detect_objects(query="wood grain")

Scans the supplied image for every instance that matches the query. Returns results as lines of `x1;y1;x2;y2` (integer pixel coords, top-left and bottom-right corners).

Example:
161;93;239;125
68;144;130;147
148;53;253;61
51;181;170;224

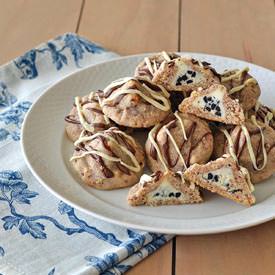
79;0;179;54
176;221;275;275
127;240;173;275
0;0;82;64
180;0;275;70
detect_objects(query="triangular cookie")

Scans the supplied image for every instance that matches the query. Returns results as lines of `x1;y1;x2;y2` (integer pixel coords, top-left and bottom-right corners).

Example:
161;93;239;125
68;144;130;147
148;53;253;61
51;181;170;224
179;84;245;125
184;154;255;206
127;170;203;206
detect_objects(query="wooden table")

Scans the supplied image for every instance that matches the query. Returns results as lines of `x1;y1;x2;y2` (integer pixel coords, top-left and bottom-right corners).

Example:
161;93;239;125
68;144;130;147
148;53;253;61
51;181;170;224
1;1;274;274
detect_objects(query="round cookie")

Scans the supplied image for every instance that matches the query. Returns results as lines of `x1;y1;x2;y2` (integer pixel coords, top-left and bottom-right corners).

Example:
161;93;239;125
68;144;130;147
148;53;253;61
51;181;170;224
220;67;261;111
71;127;145;190
145;112;214;173
213;119;275;183
101;76;171;128
65;91;113;141
134;51;180;80
152;57;220;94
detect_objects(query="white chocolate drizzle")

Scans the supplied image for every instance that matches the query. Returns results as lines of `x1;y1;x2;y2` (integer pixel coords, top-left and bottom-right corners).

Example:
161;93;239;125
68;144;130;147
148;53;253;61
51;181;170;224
149;124;169;171
164;125;188;170
102;77;171;111
222;120;267;171
74;92;110;133
221;128;238;162
149;112;189;171
71;128;141;173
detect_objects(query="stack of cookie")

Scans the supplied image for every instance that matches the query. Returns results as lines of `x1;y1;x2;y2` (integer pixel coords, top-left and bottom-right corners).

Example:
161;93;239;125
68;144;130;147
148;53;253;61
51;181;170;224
65;52;275;207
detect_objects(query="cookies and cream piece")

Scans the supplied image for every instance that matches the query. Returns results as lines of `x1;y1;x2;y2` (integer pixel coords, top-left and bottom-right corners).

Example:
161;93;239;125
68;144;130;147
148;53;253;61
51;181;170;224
184;154;255;206
70;127;145;190
65;91;113;141
134;51;180;80
213;119;275;183
249;102;275;130
101;76;171;128
127;170;203;206
220;67;261;111
179;84;245;125
145;112;213;174
152;57;219;93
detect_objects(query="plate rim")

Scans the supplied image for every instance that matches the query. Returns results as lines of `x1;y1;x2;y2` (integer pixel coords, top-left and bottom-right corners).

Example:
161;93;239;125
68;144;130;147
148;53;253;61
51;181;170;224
21;52;275;235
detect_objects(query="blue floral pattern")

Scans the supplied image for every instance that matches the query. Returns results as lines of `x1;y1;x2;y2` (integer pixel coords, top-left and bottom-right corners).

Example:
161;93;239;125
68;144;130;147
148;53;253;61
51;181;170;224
14;33;104;79
0;82;17;108
0;33;170;274
0;101;32;141
0;246;4;257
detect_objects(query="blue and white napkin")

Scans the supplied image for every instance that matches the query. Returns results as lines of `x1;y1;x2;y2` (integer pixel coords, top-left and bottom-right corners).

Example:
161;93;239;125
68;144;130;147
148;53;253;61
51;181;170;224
0;33;172;275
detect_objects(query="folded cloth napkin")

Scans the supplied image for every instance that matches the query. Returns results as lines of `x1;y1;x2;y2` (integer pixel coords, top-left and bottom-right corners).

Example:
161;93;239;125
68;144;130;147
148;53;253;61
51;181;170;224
0;33;173;275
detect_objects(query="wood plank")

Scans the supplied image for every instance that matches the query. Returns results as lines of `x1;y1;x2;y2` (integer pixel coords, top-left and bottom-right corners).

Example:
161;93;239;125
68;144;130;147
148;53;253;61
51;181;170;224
79;0;179;55
180;0;275;70
0;0;82;64
176;221;275;275
127;240;173;275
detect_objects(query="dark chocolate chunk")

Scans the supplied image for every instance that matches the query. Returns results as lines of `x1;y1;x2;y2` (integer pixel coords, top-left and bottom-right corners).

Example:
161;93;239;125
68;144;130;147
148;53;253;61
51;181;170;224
205;106;211;112
191;71;196;77
169;192;175;197
154;193;160;197
214;175;219;182
216;106;221;112
175;192;181;198
208;173;213;180
230;189;242;194
186;79;193;84
211;103;216;110
203;96;208;103
187;70;193;75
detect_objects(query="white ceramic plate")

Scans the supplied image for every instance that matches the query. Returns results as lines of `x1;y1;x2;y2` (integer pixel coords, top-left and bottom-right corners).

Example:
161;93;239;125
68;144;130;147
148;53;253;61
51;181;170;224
21;53;275;234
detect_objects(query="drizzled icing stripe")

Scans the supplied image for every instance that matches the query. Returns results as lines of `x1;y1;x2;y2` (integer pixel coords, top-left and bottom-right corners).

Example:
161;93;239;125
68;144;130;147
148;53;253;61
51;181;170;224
149;125;169;171
71;129;141;173
163;125;188;170
75;92;110;132
221;67;249;82
221;128;238;162
174;111;187;140
222;120;267;171
90;92;111;125
149;112;189;171
161;51;171;61
228;78;258;95
75;96;95;132
144;57;154;76
103;77;171;111
254;101;274;126
246;116;267;171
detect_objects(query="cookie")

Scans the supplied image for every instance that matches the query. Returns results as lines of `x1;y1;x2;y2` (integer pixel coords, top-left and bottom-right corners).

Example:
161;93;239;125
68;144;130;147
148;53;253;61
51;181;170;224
184;154;255;206
70;127;145;190
127;170;203;206
179;84;245;125
152;57;219;94
101;77;171;128
145;111;213;173
134;51;180;80
213;118;275;183
65;91;113;141
248;102;275;130
220;67;261;111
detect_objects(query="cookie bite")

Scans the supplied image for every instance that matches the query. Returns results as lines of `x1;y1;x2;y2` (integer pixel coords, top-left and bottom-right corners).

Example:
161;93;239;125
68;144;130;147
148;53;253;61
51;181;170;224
70;127;145;190
179;84;245;125
152;57;219;94
220;67;261;111
214;118;275;183
185;154;255;206
127;170;202;206
65;91;113;141
134;51;180;80
145;112;213;173
101;77;171;128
